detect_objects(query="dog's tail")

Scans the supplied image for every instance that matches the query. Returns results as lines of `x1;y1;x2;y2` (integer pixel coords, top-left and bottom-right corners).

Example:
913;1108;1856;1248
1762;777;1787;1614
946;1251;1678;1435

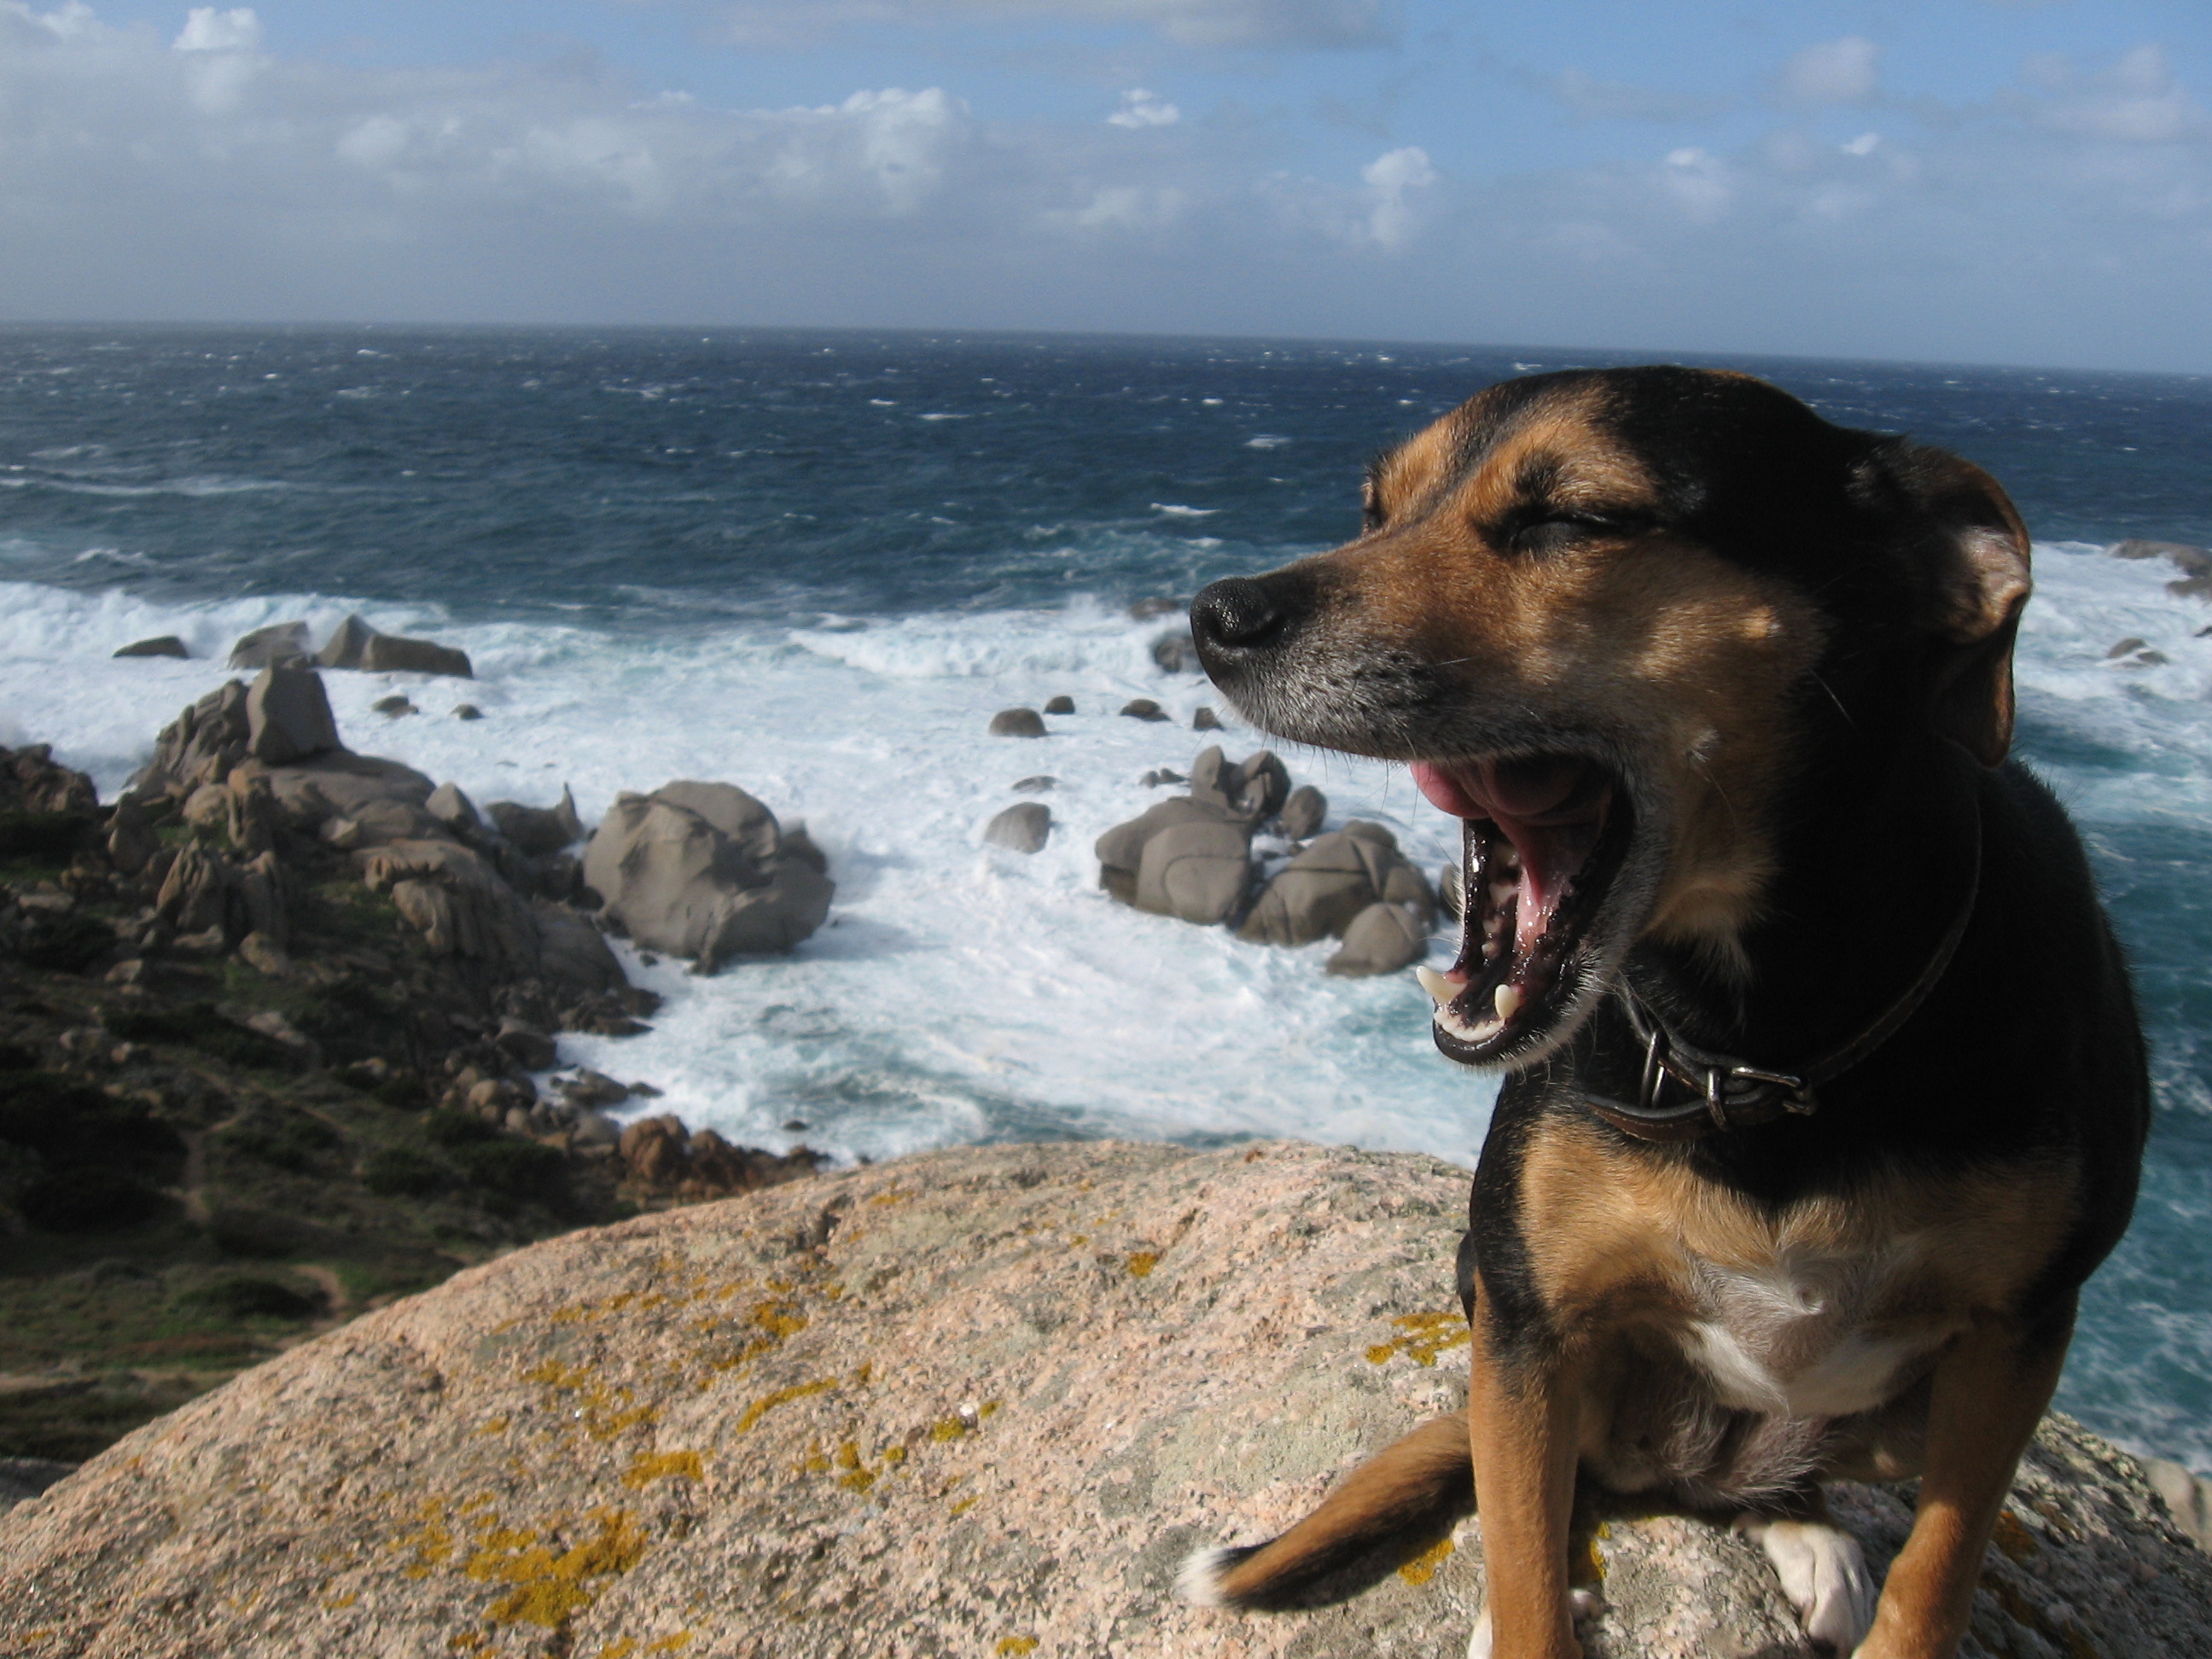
1177;1410;1471;1609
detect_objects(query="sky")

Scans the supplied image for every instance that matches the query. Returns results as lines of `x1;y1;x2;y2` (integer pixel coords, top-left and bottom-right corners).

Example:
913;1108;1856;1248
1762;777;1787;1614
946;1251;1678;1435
3;1;2210;370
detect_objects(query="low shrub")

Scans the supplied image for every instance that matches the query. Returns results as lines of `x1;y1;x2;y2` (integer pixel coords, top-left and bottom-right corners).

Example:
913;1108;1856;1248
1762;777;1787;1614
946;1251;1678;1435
362;1146;451;1198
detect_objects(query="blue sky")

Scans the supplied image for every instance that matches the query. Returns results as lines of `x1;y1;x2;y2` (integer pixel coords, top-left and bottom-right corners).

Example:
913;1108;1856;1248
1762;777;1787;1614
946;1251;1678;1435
4;0;2210;369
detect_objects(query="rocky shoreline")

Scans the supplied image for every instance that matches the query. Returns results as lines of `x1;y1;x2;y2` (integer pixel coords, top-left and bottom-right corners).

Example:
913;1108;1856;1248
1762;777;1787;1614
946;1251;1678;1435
0;657;830;1465
2;1140;2208;1658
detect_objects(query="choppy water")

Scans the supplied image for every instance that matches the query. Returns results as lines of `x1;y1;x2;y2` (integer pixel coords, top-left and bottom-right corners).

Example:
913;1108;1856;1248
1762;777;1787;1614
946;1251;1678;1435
3;324;2211;1467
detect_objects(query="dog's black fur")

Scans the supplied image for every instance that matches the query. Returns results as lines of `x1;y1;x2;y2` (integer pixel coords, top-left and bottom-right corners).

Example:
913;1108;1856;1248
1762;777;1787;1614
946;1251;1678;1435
1178;366;2148;1658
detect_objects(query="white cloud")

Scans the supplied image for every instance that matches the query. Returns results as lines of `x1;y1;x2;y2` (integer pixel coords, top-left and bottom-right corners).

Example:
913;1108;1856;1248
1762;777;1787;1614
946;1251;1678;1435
1779;36;1880;106
1107;88;1180;128
1360;143;1433;246
1841;132;1880;156
172;6;258;52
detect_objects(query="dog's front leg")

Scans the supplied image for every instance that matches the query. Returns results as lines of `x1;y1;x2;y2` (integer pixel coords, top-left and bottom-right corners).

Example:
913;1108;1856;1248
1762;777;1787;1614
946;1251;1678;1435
1854;1303;2072;1659
1466;1286;1582;1659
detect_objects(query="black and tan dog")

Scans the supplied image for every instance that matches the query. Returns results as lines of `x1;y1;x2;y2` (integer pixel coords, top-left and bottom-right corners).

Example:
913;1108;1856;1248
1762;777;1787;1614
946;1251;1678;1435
1177;367;2146;1658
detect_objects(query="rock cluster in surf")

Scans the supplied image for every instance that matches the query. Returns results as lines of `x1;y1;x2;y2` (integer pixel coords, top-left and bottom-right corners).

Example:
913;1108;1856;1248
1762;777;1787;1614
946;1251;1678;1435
1095;745;1440;977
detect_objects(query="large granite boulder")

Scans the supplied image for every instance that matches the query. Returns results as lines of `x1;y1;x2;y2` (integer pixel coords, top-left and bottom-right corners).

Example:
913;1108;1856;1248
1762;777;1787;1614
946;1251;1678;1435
317;613;474;678
1239;824;1435;947
486;789;585;858
1135;818;1254;924
244;666;341;765
1327;899;1430;977
225;620;311;670
112;636;189;660
581;781;834;967
137;681;252;796
1095;795;1250;908
4;1143;2206;1658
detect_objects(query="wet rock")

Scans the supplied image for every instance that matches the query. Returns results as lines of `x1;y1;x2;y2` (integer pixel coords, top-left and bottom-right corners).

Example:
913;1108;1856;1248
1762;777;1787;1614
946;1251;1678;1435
1192;706;1221;731
315;616;474;678
1121;698;1170;722
1095;796;1247;908
1043;696;1076;715
452;704;484;720
1188;746;1289;824
424;782;481;835
113;636;189;660
7;1143;2203;1659
486;788;584;858
1010;776;1055;794
1141;769;1185;788
494;1020;559;1073
989;707;1048;738
2110;538;2212;599
371;695;418;717
562;1069;632;1110
1280;783;1327;841
1326;901;1431;977
1151;629;1200;672
1128;594;1185;619
225;620;311;671
982;802;1051;854
139;681;251;795
1239;828;1434;947
581;782;834;967
245;666;342;766
1135;818;1254;925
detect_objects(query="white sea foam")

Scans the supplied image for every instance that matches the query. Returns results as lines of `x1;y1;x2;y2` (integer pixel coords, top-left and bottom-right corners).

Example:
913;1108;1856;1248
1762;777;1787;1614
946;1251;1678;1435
0;541;2203;1173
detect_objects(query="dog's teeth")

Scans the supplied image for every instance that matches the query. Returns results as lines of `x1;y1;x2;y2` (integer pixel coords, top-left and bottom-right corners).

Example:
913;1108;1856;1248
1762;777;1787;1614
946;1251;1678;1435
1494;983;1522;1021
1482;940;1501;959
1434;1001;1505;1045
1489;882;1516;905
1415;967;1460;1008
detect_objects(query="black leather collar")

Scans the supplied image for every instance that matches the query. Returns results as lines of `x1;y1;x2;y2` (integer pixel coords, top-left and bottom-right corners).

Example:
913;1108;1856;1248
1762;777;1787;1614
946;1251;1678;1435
1580;812;1982;1144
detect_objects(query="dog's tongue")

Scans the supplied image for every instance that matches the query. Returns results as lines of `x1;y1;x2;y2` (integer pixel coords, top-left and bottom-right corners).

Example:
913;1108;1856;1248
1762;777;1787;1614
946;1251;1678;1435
1412;756;1610;957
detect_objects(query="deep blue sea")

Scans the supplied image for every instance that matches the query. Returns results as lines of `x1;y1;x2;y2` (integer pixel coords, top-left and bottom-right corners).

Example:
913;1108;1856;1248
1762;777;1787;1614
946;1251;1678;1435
4;324;2212;1469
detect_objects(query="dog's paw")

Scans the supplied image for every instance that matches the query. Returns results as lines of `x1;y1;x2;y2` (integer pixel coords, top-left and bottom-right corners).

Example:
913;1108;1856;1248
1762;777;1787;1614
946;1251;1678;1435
1464;1589;1599;1657
1734;1513;1875;1655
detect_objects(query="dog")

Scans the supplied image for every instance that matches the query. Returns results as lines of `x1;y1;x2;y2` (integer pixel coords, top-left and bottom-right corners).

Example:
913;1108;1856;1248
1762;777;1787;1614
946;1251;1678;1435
1177;366;2147;1659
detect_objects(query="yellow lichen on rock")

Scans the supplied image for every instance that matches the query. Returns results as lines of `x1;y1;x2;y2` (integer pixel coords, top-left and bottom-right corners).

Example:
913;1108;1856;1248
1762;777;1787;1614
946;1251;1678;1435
468;1508;649;1629
1365;1311;1469;1367
621;1451;703;1489
1397;1536;1455;1586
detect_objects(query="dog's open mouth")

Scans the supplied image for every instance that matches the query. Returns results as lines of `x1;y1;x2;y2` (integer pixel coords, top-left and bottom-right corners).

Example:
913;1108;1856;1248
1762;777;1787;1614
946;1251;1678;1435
1409;754;1633;1065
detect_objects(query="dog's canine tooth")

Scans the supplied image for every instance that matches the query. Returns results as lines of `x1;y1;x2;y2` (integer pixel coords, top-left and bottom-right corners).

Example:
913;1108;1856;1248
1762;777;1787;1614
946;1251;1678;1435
1415;966;1460;1008
1494;983;1522;1021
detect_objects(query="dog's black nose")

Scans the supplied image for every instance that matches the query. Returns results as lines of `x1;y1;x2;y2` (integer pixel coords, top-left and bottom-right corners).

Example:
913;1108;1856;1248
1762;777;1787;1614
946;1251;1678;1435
1190;576;1292;655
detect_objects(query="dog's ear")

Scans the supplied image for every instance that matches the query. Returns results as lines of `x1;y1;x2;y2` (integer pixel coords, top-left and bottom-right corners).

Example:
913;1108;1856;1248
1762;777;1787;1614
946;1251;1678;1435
1871;445;2033;767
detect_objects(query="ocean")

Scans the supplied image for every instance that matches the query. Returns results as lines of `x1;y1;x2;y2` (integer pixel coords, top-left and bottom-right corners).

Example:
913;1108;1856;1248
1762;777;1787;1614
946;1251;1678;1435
3;323;2210;1469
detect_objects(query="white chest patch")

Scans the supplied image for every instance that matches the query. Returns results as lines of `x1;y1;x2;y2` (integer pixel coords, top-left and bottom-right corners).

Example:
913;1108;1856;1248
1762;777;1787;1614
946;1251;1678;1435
1679;1246;1943;1418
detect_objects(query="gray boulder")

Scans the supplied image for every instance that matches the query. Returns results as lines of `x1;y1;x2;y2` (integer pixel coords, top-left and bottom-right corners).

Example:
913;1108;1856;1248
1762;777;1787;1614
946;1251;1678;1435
1011;776;1055;794
1151;629;1200;672
424;782;481;834
1095;796;1249;908
362;632;473;678
226;620;311;670
244;667;341;766
1189;746;1289;824
1121;698;1169;721
313;614;378;670
259;752;435;832
1043;695;1075;715
1135;818;1254;924
1280;783;1327;841
1327;900;1430;977
983;802;1051;854
581;782;834;967
1239;827;1435;946
487;788;585;857
316;614;474;678
113;636;189;660
989;708;1047;737
1192;706;1221;731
